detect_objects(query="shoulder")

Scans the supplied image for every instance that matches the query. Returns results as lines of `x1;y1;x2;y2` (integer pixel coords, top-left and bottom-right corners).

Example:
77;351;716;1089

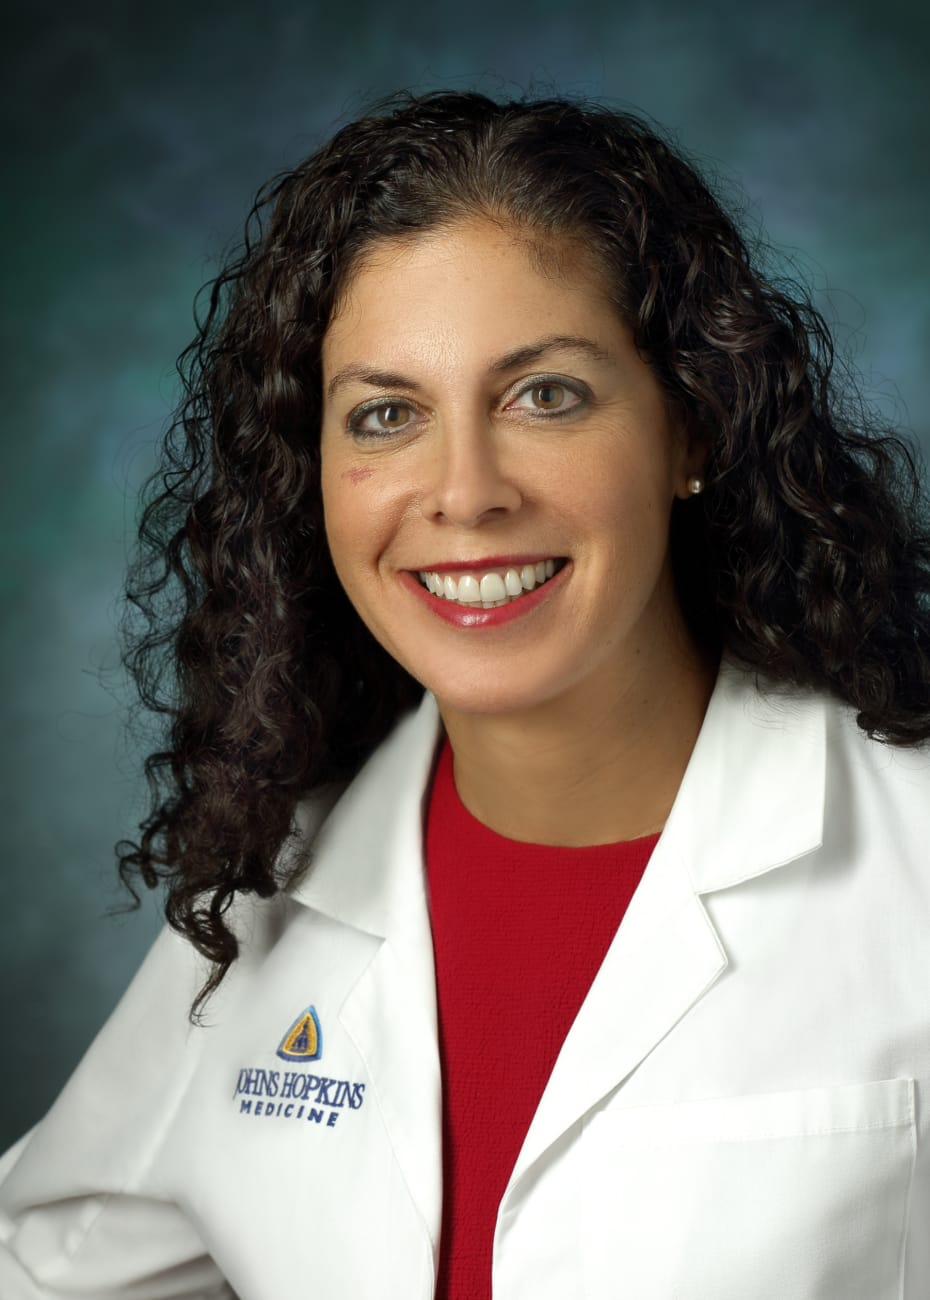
741;667;930;882
822;696;930;894
825;687;930;803
710;658;930;877
724;655;930;791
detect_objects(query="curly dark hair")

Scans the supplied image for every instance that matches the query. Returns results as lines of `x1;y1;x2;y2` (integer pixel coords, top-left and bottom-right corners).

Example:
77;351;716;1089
117;89;930;1014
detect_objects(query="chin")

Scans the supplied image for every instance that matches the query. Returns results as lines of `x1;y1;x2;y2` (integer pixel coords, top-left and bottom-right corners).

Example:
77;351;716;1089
420;665;569;719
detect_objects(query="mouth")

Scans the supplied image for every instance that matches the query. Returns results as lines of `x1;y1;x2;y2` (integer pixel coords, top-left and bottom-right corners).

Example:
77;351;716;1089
415;558;568;610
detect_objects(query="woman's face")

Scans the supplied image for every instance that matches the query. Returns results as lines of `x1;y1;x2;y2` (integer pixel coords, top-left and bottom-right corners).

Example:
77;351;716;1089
320;217;703;718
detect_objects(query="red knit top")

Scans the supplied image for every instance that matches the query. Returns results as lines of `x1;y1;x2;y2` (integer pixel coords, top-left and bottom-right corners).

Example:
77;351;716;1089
425;737;659;1300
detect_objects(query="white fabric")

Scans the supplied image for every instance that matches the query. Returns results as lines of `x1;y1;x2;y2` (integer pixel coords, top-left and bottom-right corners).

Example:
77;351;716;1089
1;656;928;1298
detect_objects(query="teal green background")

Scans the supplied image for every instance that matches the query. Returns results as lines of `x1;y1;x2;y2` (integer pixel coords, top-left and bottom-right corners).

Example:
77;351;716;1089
2;0;928;1151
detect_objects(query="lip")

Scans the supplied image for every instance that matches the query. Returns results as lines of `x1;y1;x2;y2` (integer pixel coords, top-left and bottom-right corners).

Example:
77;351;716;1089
398;560;571;629
412;554;560;575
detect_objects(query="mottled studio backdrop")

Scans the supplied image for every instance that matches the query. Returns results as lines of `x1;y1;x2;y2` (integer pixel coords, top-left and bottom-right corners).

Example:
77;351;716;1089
1;0;928;1149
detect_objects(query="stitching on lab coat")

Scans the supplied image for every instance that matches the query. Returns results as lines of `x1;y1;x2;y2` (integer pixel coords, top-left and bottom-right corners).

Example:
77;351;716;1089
614;1119;915;1144
897;1079;920;1297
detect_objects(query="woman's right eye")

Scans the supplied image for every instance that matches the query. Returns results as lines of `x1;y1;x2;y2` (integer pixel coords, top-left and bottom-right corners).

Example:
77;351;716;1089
348;402;417;438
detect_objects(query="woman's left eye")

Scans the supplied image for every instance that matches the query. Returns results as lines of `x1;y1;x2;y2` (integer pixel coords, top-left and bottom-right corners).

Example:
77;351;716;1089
509;381;585;415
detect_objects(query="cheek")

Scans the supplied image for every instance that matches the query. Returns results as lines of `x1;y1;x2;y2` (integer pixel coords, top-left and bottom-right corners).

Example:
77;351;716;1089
322;465;397;580
561;456;658;536
321;467;362;571
569;448;675;583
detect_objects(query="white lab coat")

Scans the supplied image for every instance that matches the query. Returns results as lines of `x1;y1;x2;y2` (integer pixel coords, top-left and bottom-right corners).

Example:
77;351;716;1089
1;657;928;1299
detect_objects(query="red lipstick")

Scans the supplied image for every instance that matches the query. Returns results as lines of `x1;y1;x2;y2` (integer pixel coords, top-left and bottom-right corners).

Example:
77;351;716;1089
398;560;571;629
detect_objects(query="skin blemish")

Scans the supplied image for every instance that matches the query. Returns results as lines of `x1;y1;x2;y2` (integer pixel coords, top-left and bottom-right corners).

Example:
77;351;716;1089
344;466;374;484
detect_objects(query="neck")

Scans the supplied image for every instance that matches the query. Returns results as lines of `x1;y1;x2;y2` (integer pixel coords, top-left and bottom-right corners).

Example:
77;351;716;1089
438;639;720;848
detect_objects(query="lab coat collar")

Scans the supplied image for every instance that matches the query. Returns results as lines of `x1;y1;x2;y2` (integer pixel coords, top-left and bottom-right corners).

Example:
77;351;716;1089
285;691;442;936
286;652;827;928
673;654;826;894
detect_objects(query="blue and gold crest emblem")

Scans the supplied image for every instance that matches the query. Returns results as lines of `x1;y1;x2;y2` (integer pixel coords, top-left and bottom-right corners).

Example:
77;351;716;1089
276;1006;323;1062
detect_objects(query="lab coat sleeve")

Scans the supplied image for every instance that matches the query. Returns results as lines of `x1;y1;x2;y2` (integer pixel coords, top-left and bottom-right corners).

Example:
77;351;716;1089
0;925;235;1299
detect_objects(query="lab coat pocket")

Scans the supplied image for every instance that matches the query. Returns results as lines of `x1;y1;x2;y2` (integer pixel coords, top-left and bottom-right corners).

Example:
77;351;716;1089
580;1077;915;1300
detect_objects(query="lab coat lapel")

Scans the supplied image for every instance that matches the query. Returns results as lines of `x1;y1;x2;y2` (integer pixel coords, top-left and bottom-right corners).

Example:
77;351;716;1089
506;658;828;1191
507;812;727;1188
287;694;445;1256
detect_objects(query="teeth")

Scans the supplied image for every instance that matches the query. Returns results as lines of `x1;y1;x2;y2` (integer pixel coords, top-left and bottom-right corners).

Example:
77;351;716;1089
479;573;507;602
417;560;564;607
457;575;481;604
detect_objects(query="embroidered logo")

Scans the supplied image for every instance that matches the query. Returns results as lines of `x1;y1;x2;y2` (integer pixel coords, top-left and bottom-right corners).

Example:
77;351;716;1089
233;1006;366;1127
276;1006;323;1063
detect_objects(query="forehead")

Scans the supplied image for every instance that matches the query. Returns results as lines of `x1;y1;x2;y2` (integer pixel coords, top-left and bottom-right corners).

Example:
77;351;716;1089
322;218;618;370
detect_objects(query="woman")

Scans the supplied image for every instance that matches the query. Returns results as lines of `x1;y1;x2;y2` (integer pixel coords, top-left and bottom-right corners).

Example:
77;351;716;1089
1;89;928;1299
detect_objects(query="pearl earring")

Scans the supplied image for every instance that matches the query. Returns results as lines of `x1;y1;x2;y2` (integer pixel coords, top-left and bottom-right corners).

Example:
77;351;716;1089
687;476;704;495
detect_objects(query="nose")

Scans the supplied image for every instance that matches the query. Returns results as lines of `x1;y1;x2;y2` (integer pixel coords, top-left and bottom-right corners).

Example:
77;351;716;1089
418;420;523;527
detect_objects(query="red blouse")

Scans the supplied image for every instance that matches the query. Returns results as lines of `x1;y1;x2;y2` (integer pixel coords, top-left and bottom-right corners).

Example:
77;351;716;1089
425;737;658;1300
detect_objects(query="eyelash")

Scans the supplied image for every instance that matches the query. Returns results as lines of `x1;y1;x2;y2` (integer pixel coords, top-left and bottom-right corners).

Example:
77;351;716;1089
345;376;589;439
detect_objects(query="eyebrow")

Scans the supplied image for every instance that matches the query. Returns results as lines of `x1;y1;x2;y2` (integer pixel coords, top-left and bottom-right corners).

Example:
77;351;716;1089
324;334;612;401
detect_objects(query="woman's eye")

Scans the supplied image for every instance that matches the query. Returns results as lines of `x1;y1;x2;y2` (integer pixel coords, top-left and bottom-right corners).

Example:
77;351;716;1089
349;402;416;437
511;381;584;415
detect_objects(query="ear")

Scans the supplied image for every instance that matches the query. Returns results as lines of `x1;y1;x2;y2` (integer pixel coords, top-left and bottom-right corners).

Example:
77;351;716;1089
671;410;710;501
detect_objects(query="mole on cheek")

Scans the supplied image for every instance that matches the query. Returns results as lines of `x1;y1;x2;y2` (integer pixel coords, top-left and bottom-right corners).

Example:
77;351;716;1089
344;466;374;484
